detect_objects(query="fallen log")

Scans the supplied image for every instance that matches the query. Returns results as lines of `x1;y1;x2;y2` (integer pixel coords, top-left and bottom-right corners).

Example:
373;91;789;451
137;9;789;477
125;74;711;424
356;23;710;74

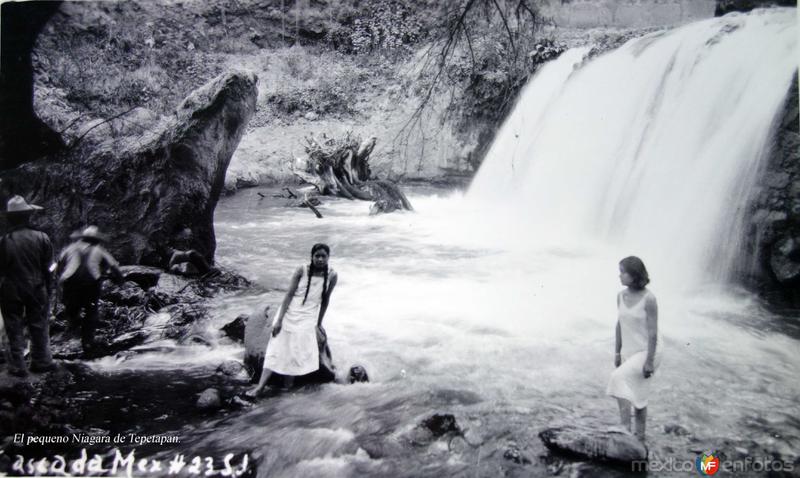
303;199;324;218
302;192;323;218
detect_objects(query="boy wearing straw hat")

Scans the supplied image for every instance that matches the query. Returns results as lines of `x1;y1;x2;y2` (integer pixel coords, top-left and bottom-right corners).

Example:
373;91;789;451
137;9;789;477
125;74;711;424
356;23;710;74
0;195;55;377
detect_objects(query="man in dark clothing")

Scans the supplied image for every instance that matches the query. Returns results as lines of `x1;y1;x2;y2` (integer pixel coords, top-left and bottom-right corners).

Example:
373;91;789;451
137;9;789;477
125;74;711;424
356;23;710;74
0;195;55;377
56;225;122;355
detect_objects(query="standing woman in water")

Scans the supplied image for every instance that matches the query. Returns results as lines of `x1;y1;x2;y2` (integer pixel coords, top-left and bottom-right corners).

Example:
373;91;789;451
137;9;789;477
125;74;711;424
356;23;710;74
248;243;338;395
607;256;661;442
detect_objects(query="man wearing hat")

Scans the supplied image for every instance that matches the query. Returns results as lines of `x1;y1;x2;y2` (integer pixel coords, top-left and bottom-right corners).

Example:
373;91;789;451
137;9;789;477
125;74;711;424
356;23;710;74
56;225;123;355
0;195;55;377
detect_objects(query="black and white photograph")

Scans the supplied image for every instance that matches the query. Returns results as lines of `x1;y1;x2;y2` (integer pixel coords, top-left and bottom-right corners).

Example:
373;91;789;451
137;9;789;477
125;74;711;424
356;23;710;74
0;0;798;476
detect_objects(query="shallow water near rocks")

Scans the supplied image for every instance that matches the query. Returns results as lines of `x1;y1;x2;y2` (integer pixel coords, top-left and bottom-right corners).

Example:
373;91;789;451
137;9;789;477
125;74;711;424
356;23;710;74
202;185;799;476
8;184;796;477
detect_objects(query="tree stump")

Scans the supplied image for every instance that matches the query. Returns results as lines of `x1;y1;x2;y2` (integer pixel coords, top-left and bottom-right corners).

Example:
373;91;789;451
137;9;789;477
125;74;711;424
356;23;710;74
293;132;413;214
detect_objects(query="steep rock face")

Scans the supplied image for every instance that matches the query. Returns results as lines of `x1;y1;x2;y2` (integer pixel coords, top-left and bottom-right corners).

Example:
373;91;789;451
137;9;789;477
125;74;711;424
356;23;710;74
1;70;257;266
742;73;800;305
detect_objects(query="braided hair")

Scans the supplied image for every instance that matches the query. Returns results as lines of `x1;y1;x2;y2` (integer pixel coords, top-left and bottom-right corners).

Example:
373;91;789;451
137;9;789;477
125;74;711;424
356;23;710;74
302;243;330;305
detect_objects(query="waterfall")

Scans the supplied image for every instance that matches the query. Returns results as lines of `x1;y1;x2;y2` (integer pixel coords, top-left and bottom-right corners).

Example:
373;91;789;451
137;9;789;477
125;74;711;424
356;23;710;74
469;8;797;288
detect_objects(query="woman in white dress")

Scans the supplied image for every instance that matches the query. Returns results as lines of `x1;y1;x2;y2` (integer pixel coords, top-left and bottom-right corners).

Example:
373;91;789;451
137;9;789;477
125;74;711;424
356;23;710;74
248;243;338;395
607;256;661;442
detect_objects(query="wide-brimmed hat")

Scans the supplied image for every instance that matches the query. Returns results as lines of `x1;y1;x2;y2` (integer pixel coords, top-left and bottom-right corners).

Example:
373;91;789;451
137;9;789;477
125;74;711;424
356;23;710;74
78;225;108;242
5;195;43;215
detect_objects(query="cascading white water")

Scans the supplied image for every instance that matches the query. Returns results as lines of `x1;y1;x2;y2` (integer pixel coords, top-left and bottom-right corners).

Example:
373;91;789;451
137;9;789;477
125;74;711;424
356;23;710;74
469;8;798;288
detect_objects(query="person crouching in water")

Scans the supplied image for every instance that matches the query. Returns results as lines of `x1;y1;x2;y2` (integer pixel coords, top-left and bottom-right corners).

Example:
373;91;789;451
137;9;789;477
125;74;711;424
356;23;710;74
606;256;662;442
248;243;338;396
56;226;123;356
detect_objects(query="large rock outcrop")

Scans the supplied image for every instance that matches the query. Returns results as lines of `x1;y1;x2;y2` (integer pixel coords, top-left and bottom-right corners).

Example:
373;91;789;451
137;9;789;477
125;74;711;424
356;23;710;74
1;70;257;266
243;304;273;382
741;73;800;306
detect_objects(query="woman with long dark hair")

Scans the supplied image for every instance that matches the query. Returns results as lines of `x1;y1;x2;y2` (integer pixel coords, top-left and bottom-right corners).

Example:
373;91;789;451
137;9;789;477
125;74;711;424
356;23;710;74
248;243;338;395
607;256;662;442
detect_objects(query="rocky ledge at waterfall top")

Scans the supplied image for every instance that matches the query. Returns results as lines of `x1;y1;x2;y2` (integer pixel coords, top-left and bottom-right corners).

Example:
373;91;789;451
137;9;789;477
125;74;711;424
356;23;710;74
0;70;258;267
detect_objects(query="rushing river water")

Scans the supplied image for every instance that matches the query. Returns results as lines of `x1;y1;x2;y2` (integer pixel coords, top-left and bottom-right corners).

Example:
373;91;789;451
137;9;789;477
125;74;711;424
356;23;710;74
46;7;798;478
192;185;799;477
201;9;800;476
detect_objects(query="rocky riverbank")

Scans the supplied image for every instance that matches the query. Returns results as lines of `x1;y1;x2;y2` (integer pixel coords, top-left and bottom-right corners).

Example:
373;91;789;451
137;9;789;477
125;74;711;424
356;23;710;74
0;265;257;472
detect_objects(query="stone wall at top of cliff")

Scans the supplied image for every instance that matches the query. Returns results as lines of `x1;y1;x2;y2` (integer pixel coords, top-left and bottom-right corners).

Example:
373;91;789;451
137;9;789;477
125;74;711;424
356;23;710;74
539;0;716;28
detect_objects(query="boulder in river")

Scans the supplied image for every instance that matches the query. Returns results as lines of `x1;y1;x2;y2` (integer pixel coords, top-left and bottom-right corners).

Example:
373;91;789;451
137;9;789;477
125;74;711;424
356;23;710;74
243;305;273;382
120;265;162;289
405;413;463;447
770;235;800;283
503;441;532;465
347;364;369;383
221;314;248;343
422;413;461;437
216;360;247;378
539;426;648;463
196;388;222;411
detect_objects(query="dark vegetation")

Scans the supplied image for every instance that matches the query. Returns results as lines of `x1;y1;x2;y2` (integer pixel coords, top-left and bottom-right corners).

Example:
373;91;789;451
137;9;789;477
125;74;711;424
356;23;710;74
33;0;441;120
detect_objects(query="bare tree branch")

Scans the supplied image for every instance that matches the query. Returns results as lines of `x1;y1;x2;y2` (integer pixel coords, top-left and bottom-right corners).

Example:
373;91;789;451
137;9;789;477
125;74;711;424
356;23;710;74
491;0;517;61
393;0;544;173
516;0;538;25
395;0;478;140
68;106;139;150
